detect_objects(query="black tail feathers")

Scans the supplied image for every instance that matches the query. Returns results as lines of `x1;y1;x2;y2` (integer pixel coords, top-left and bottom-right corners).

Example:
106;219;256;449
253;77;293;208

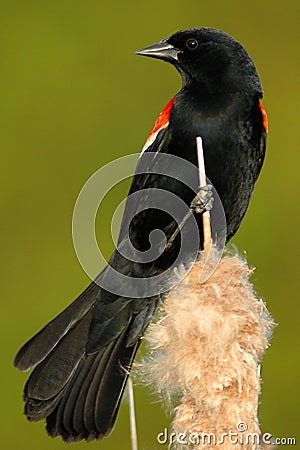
14;282;142;442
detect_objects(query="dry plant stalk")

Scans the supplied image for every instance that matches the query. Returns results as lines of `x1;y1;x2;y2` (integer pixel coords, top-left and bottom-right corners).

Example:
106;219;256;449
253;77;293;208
140;249;275;449
138;137;275;449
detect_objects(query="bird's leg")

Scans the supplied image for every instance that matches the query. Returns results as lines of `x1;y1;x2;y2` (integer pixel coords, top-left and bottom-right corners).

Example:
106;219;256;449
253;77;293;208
190;184;214;214
166;185;214;251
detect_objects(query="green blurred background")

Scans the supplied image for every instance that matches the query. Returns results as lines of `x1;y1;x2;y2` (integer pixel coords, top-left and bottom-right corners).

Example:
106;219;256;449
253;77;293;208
1;1;299;449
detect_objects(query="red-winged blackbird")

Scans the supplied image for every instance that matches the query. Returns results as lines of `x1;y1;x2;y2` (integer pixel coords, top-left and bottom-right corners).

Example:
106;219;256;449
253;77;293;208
14;28;267;442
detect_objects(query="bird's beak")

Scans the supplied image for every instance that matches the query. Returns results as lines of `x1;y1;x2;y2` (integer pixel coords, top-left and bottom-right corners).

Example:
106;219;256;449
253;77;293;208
135;40;179;63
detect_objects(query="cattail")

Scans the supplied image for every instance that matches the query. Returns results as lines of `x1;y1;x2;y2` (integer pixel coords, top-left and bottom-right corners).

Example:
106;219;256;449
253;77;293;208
138;248;275;449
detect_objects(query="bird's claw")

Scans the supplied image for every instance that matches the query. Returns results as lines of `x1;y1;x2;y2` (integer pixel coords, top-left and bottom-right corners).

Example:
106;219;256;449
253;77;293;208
190;184;214;214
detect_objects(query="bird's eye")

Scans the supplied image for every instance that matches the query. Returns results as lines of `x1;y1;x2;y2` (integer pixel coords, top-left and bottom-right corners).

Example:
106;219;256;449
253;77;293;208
185;38;199;51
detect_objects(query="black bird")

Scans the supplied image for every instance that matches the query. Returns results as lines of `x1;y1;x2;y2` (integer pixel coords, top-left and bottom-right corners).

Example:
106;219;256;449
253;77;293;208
14;28;267;442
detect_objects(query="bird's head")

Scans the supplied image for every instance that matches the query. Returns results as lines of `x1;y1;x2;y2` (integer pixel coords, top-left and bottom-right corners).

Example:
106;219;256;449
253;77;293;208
136;28;263;96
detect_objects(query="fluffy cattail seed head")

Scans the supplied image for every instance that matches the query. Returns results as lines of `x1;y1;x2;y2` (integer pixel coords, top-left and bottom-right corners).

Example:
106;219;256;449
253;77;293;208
138;249;275;449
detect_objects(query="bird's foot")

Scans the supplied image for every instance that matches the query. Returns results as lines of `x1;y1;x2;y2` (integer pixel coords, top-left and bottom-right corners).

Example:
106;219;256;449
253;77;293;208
190;184;214;214
166;185;214;252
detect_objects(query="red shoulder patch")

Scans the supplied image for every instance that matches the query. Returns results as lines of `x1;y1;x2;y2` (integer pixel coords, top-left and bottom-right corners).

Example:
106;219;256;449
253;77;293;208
149;96;176;136
259;102;268;133
141;96;176;154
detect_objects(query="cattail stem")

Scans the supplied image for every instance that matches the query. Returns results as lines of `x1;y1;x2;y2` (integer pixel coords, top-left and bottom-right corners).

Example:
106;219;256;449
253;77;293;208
128;377;138;450
196;136;212;255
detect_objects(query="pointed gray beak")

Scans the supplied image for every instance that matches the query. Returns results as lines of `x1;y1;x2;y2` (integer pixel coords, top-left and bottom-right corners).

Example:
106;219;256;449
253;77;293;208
135;40;179;63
